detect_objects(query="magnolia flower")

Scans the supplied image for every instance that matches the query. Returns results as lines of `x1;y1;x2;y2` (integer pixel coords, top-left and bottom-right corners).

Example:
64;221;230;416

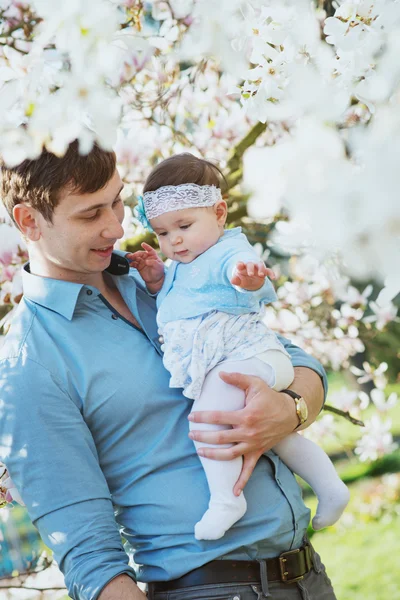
364;301;398;331
324;1;380;52
370;388;398;412
337;284;373;308
177;0;248;76
355;416;398;462
329;387;361;414
302;414;336;445
350;361;389;389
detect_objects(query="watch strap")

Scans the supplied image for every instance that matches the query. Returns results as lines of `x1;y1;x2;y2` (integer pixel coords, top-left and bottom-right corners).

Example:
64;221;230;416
280;389;302;400
281;388;306;429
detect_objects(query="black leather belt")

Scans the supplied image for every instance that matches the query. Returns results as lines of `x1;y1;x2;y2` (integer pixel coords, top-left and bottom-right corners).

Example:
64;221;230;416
148;543;314;593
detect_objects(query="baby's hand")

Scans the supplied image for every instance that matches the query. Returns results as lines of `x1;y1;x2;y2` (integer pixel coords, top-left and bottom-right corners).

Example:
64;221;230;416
126;242;165;294
231;261;276;291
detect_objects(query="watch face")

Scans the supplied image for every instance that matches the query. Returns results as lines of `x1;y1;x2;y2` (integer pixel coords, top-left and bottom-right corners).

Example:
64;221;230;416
298;398;308;422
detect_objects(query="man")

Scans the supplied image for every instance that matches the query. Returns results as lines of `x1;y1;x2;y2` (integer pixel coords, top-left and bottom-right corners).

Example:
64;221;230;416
0;142;336;600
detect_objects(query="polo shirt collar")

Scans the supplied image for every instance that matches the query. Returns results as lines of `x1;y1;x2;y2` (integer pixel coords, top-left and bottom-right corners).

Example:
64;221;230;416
21;252;131;321
22;263;85;321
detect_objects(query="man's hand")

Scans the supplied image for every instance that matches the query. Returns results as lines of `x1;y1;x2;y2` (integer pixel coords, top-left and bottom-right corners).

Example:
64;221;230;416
126;242;165;294
188;367;324;495
231;261;276;291
188;372;297;495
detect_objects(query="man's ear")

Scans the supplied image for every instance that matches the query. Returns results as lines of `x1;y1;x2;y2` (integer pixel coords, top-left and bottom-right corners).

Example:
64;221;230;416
214;200;228;227
13;204;41;241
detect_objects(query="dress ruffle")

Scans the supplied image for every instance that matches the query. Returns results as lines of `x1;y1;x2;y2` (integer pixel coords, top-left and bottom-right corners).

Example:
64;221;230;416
160;310;289;400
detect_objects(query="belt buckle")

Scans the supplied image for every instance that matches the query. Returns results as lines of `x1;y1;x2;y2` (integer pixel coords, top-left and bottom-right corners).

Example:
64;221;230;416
279;548;305;584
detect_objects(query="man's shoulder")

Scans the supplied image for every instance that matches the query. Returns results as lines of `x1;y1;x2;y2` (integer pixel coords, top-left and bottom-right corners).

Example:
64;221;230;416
0;297;36;363
0;297;75;403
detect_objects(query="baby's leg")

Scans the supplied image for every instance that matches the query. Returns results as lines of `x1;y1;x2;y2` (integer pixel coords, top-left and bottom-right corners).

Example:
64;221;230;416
257;350;350;529
190;358;276;541
273;434;350;529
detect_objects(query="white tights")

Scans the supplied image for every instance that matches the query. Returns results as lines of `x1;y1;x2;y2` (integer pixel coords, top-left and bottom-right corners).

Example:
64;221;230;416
189;352;350;540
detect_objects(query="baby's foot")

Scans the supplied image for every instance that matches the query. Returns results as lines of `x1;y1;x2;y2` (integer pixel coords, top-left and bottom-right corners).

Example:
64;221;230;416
312;481;350;530
194;494;247;541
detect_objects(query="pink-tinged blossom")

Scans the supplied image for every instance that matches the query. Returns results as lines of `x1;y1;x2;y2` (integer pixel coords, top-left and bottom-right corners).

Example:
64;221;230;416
0;461;25;506
0;251;13;267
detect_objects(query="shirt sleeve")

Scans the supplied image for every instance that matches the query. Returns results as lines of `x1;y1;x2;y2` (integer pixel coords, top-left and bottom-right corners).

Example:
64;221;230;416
276;334;328;403
222;250;277;304
0;356;136;600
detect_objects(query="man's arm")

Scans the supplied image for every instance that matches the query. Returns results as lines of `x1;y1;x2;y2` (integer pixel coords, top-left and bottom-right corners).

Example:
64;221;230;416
0;357;137;600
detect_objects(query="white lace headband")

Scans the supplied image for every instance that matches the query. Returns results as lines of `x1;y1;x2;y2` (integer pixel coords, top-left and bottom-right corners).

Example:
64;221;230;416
134;183;222;231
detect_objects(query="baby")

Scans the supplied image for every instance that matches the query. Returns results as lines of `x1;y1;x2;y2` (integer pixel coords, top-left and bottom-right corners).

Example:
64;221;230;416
129;153;349;541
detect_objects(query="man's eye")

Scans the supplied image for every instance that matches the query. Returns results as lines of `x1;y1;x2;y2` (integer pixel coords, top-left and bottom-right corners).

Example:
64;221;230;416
180;224;191;230
84;212;99;221
113;197;122;207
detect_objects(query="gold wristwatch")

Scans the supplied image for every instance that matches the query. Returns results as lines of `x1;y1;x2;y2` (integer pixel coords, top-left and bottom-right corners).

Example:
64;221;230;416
281;389;308;429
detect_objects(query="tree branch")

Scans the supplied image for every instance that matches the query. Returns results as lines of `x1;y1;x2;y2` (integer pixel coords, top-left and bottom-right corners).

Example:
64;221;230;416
0;585;66;591
226;121;268;176
323;404;365;427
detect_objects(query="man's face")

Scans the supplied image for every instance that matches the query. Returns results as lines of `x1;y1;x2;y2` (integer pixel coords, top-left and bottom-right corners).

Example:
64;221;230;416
33;169;125;283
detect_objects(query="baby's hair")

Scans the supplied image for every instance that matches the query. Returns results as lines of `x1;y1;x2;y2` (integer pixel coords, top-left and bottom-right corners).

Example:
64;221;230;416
143;153;227;194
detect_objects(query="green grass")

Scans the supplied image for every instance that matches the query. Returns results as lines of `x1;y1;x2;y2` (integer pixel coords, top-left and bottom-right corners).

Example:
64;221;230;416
311;517;400;599
304;469;400;600
299;372;400;598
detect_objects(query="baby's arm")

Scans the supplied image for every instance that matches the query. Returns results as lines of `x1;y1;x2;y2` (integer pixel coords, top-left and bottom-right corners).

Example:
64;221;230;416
126;242;165;295
231;261;276;291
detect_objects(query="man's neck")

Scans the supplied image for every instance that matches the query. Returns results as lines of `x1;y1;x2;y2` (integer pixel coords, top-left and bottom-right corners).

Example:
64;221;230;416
28;256;108;294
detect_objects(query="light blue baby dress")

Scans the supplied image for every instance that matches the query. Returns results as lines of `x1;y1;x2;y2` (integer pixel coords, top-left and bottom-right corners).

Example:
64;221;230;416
156;228;289;400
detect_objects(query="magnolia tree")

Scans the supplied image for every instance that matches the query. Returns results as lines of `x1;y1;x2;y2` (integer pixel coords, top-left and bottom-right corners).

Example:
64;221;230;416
0;0;399;592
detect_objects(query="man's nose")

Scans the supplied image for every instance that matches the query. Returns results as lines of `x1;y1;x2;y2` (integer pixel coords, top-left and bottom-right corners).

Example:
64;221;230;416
101;212;124;240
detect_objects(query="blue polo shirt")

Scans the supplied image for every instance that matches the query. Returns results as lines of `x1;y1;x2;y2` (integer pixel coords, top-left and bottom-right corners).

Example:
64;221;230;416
0;259;327;600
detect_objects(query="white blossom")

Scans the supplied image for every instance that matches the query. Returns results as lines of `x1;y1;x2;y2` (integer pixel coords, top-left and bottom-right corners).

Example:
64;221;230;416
177;0;248;76
329;387;362;414
302;414;336;445
370;388;398;412
364;301;398;331
350;361;389;388
355;416;398;461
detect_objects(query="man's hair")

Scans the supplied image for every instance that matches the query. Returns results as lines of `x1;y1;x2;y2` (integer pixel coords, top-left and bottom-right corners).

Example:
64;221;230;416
0;141;116;223
143;153;227;194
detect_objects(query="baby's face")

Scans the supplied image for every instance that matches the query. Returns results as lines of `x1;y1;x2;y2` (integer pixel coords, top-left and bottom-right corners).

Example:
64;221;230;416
150;205;224;263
